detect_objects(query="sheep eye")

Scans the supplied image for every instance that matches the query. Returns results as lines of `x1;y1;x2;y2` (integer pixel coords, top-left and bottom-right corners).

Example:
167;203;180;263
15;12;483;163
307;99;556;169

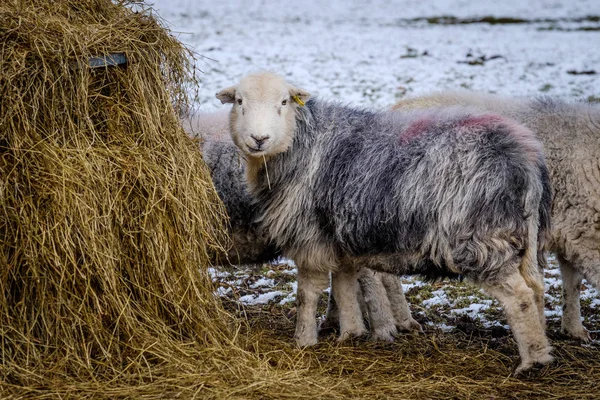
237;98;242;105
281;99;287;106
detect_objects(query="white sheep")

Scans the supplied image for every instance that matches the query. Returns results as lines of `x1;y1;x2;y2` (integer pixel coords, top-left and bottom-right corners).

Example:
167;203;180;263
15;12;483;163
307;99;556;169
217;72;553;373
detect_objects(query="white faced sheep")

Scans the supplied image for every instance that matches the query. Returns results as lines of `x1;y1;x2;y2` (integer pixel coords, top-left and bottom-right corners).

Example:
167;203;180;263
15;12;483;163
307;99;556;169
217;72;554;373
185;110;421;341
393;92;600;342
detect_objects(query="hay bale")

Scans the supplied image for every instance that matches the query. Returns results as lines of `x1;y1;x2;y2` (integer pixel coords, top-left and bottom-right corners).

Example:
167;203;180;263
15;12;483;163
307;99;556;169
0;0;236;389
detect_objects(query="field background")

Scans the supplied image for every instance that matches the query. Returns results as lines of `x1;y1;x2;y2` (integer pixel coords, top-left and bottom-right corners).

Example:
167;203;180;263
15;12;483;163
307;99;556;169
151;0;600;110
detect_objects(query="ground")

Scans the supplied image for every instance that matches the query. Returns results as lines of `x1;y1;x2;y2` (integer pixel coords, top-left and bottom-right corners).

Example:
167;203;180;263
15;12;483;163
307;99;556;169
210;254;600;344
150;0;600;395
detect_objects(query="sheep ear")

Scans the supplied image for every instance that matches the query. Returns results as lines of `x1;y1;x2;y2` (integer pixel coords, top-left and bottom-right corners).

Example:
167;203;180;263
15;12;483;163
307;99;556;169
216;86;237;104
289;86;310;106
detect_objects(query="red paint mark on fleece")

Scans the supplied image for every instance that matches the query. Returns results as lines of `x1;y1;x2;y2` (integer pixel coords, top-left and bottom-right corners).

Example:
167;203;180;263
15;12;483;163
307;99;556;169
457;114;504;129
399;118;432;142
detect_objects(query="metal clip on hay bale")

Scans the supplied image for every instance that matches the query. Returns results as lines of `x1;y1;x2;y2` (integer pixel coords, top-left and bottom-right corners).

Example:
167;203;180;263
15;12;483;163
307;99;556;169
88;52;128;68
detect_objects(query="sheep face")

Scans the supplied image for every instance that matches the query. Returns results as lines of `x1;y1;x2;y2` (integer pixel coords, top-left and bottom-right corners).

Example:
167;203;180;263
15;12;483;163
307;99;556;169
216;72;310;158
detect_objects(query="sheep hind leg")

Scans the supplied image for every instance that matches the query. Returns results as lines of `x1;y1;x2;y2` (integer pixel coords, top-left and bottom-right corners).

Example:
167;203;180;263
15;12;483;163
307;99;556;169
521;258;547;331
380;272;422;333
320;272;368;335
482;271;553;374
319;273;340;335
332;266;368;341
558;256;590;341
294;267;330;347
320;274;369;335
357;269;397;342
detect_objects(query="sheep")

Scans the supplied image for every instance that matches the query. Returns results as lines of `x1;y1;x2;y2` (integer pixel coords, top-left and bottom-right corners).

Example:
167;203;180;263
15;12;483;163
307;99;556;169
183;110;280;265
392;92;600;342
216;71;554;372
184;110;421;340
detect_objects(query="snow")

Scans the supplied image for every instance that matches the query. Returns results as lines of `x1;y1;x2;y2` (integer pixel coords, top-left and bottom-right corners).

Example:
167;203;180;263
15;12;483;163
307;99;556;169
148;0;600;114
239;290;284;305
207;267;229;279
428;321;456;333
153;0;600;330
250;278;275;289
401;280;426;293
279;281;298;305
215;286;232;296
422;290;450;307
451;301;493;317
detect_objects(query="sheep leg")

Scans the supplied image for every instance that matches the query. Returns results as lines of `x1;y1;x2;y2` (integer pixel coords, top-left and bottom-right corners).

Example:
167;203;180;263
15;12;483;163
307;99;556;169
294;267;330;347
332;267;368;341
558;256;590;341
524;256;547;331
482;272;553;374
321;272;369;334
357;269;397;341
319;275;340;334
381;272;423;333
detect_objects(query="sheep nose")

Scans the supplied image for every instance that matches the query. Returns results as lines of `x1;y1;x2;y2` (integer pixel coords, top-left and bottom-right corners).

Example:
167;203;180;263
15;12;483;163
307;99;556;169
251;134;269;146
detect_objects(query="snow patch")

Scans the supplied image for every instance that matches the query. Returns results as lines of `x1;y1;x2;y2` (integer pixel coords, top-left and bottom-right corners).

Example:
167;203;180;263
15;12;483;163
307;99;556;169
250;278;275;289
239;291;284;305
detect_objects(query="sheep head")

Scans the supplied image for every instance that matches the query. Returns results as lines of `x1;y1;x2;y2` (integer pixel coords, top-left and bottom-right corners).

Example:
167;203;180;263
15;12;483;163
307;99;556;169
216;72;310;158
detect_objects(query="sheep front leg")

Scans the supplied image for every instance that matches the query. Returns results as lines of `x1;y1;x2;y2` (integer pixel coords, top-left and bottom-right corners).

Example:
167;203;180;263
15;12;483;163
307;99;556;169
559;257;591;341
294;267;330;347
332;266;368;341
482;272;553;374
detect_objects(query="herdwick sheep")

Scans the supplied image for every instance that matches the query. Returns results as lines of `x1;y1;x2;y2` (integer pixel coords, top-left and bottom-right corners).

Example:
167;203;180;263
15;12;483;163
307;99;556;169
217;71;553;373
184;110;421;340
393;92;600;341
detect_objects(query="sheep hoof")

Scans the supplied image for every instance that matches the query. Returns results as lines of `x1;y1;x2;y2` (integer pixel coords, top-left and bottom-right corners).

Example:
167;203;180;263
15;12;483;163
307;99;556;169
370;326;397;343
337;327;368;342
514;362;532;376
514;353;555;376
294;332;318;347
562;325;592;342
318;317;339;335
397;318;423;334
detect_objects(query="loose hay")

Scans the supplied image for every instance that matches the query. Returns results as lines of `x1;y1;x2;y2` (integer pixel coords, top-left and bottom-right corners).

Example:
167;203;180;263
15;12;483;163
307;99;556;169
2;1;600;398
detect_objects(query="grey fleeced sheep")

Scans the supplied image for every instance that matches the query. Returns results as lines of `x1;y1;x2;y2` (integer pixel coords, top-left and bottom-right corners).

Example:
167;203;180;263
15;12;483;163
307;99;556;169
184;110;420;341
183;110;280;265
393;92;600;341
217;72;554;372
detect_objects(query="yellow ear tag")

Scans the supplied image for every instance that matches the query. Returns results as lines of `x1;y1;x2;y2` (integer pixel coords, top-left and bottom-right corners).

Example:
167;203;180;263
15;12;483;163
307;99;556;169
292;95;305;106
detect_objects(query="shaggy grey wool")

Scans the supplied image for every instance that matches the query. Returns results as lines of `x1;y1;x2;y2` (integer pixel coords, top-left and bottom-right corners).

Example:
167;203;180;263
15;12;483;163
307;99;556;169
249;99;551;285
